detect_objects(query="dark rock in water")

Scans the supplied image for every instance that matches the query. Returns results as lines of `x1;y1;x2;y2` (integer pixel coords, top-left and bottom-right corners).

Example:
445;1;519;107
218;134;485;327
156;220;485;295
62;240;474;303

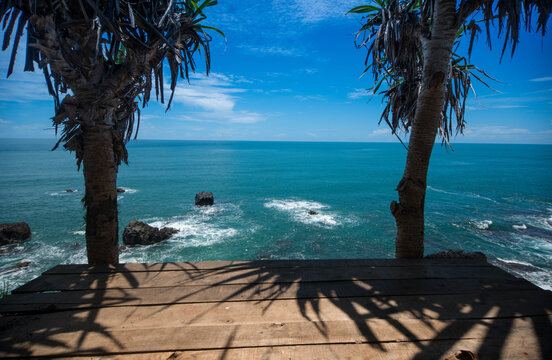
10;261;31;270
308;210;318;215
425;249;486;260
0;222;31;246
117;188;126;193
195;192;214;206
123;220;178;246
66;189;76;193
119;245;127;251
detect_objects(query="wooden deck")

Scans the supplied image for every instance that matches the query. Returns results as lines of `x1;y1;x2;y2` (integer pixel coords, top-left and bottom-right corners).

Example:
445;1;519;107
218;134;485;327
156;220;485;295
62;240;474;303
0;259;550;359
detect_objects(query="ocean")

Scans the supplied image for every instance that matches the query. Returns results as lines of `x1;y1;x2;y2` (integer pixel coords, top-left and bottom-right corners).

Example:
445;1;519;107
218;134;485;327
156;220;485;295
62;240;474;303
1;139;551;291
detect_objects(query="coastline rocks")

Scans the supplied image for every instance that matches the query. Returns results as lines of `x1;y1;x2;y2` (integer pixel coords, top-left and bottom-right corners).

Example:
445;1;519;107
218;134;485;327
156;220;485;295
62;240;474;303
425;249;486;260
122;220;178;246
117;188;126;193
0;222;31;246
195;192;214;206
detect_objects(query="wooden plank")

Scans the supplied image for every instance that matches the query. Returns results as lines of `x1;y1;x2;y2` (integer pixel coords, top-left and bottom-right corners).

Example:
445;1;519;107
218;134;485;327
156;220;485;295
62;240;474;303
1;292;550;331
43;259;491;275
14;264;520;294
1;287;550;317
0;315;549;358
55;337;548;360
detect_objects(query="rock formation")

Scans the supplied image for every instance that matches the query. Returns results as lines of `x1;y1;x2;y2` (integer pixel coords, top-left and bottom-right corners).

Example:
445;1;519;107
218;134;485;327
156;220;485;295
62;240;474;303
122;220;178;246
195;192;214;206
0;222;31;246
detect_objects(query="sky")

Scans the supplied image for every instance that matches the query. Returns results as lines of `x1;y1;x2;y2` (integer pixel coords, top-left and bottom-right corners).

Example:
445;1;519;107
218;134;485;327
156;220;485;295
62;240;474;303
0;0;551;144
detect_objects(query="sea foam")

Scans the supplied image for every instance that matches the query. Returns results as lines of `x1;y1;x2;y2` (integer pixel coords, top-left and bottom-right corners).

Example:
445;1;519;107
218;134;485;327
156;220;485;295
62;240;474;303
472;220;492;230
264;199;344;228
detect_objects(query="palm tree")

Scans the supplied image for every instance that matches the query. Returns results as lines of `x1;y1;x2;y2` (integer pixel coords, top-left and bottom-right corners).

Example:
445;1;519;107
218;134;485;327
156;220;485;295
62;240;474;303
349;0;551;258
1;0;222;264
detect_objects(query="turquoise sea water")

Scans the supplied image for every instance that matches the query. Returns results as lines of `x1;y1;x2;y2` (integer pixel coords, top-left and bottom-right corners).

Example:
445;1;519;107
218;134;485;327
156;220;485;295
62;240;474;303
1;139;551;290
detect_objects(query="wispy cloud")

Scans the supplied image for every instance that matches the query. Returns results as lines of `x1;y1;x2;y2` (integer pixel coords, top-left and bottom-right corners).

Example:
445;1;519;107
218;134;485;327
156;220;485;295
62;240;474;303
295;95;324;101
0;72;51;102
466;94;550;110
255;88;293;94
529;76;552;82
370;128;389;135
238;45;304;57
0;118;12;124
465;126;531;136
347;88;372;99
303;68;318;74
168;73;267;124
273;0;359;24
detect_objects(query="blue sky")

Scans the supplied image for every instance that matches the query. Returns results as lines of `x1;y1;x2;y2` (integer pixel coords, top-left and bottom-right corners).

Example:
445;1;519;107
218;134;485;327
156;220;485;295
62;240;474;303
0;0;551;144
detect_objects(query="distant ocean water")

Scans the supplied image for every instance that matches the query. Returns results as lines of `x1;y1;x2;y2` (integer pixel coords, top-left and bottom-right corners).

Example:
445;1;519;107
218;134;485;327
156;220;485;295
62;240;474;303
1;139;551;291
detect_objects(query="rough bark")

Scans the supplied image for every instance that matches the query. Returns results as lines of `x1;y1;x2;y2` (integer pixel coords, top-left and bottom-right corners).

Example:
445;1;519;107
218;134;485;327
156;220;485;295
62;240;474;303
391;0;458;258
82;125;119;264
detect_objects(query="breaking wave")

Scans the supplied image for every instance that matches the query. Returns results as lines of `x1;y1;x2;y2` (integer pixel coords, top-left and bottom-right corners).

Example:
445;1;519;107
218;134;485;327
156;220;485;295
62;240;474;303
264;199;353;228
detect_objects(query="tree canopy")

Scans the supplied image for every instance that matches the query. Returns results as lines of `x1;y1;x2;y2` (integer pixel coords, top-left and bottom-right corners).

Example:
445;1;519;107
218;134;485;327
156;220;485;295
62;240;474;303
349;0;551;146
1;0;222;165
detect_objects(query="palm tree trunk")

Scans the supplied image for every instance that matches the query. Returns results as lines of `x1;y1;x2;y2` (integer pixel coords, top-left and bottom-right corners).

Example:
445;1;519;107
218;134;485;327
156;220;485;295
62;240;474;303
82;124;119;264
391;0;457;258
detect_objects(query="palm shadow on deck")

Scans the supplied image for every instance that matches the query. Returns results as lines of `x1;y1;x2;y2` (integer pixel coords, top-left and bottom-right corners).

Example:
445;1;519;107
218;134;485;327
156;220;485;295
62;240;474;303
0;259;551;359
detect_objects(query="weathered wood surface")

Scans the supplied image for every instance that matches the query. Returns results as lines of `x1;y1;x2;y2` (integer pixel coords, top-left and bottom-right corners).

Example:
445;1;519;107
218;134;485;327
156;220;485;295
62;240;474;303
0;259;550;359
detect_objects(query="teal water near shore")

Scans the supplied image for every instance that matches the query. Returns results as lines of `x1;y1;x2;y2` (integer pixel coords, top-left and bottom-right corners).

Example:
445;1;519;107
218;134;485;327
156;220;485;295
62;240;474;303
1;139;551;290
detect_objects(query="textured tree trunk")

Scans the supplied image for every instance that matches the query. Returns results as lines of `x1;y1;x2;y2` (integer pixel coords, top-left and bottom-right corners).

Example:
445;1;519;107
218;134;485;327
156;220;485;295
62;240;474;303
82;124;119;264
391;0;457;258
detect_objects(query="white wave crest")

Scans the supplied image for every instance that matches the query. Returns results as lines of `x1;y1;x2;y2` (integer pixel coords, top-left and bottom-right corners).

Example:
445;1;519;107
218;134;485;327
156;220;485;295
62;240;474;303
513;224;527;230
472;220;492;230
264;199;344;228
265;199;327;211
49;190;78;196
72;230;85;235
118;187;138;194
148;216;237;247
493;258;551;291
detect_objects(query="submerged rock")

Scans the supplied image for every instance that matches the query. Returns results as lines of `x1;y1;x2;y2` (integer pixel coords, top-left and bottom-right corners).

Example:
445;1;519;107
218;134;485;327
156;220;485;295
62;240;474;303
425;249;486;260
308;210;318;215
123;220;178;246
0;222;31;246
10;261;31;270
195;192;214;206
117;188;126;193
66;189;76;193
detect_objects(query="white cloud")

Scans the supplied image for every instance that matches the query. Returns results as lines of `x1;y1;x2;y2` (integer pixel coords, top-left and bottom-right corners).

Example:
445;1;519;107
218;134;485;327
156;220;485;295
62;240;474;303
258;89;293;94
529;76;552;82
371;128;389;135
0;71;51;102
347;88;373;99
168;73;267;124
0;118;12;124
273;0;359;24
306;131;317;137
238;45;303;57
465;126;531;136
295;95;324;101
